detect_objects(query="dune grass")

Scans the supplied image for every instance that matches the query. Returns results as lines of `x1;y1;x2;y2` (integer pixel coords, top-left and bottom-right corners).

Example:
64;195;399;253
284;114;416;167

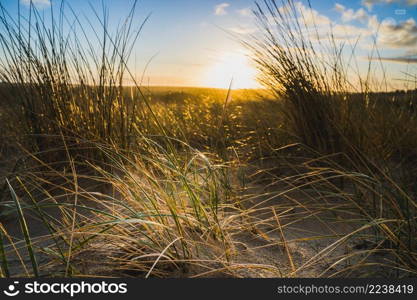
0;0;416;278
246;0;417;276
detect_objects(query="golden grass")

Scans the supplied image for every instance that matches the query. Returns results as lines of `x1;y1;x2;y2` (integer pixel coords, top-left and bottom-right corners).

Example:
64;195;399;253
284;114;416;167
0;0;416;278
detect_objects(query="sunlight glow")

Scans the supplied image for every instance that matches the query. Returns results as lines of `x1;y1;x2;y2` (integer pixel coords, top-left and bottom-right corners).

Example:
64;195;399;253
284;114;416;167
201;51;261;89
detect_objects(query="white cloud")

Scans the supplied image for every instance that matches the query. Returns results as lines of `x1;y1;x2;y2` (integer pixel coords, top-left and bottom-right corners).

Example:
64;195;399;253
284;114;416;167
228;26;257;35
334;4;370;24
331;24;372;41
269;0;417;58
258;0;417;69
334;3;345;13
354;8;371;23
367;15;380;31
362;0;417;10
377;18;417;48
333;2;417;48
362;0;384;10
237;8;251;17
214;3;230;16
295;2;331;26
21;0;51;8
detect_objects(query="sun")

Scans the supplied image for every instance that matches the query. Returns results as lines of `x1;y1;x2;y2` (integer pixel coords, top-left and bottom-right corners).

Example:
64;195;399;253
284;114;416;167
201;51;261;89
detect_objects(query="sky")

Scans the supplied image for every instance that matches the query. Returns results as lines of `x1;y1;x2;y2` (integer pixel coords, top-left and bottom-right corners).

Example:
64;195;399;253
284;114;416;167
2;0;417;90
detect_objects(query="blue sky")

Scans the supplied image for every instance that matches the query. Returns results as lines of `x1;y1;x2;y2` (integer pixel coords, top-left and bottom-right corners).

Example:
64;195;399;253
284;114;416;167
2;0;417;90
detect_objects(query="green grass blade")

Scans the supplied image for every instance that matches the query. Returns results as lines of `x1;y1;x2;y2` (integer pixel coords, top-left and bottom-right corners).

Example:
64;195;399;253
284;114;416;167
6;178;39;277
0;227;10;277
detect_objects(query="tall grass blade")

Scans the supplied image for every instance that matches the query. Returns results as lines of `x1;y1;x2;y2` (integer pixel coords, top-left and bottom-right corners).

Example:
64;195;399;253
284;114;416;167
5;178;39;277
0;226;10;277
